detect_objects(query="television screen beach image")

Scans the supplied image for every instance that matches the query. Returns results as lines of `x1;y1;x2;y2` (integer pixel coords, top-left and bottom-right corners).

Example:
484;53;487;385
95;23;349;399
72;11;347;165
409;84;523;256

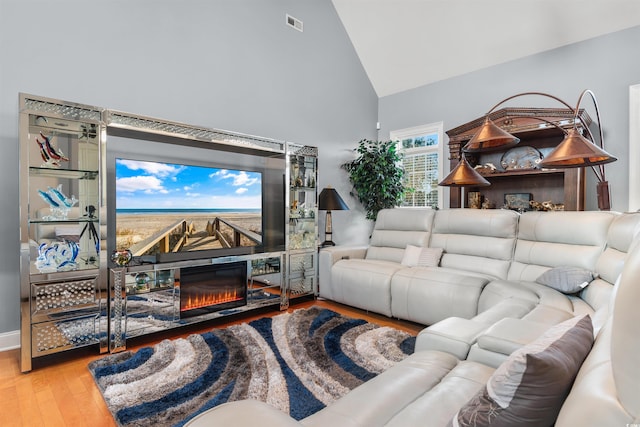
115;158;263;257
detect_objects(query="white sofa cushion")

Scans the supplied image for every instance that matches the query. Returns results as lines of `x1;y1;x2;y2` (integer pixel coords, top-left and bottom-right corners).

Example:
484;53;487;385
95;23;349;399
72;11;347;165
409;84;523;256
595;213;640;283
391;268;489;325
478;279;575;316
330;259;404;316
580;212;640;317
430;209;519;280
366;208;436;263
508;211;616;282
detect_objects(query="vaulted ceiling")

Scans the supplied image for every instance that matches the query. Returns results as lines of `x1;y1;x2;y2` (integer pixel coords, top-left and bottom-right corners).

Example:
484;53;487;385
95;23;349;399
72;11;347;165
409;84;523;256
332;0;640;97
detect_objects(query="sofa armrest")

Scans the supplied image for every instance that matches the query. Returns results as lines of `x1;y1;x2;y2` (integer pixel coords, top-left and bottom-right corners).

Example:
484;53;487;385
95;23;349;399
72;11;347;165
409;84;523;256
319;245;369;301
184;400;302;427
320;245;368;264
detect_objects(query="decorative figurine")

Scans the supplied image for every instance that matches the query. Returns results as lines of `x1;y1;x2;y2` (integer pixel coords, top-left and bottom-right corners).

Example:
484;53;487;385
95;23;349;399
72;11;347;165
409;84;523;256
35;241;79;272
38;184;78;220
481;199;495;209
36;131;69;167
474;163;498;175
468;191;483;209
529;200;565;211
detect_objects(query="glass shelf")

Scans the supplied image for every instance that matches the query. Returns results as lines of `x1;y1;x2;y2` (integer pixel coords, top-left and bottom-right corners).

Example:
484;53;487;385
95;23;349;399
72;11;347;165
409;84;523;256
126;284;176;296
250;257;281;277
286;145;318;302
30;257;99;277
124;270;176;295
289;216;316;221
20;95;107;371
29;217;99;224
29;166;98;180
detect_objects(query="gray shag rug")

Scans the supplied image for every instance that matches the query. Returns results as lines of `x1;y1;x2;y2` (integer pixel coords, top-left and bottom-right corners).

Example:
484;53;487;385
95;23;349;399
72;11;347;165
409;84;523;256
89;306;415;427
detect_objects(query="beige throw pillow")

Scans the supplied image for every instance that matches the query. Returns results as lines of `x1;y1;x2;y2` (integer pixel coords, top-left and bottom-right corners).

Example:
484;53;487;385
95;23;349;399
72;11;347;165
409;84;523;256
400;244;422;266
417;247;443;267
401;245;443;267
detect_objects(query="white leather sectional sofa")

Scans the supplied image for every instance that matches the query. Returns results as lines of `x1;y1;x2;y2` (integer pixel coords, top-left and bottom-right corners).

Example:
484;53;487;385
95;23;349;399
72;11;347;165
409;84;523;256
185;208;640;426
320;208;636;327
319;209;640;364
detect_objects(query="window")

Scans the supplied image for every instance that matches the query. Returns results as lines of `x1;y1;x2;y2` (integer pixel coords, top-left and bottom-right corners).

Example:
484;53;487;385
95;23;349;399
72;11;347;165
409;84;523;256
390;122;444;209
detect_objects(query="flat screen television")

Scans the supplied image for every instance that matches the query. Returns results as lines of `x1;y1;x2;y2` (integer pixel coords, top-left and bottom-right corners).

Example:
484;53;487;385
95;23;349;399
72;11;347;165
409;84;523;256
107;133;286;264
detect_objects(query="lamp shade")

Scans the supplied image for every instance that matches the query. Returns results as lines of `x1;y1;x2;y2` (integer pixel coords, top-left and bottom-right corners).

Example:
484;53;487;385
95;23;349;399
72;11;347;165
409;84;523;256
539;128;617;168
318;187;349;211
438;154;490;187
464;117;520;153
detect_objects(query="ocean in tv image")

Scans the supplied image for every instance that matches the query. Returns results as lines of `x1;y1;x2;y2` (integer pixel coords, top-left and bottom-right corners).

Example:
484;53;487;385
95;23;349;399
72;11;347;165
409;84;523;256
115;158;263;256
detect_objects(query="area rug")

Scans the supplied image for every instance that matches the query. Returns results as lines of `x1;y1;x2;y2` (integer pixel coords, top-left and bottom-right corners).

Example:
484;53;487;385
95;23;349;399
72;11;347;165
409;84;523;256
89;306;415;427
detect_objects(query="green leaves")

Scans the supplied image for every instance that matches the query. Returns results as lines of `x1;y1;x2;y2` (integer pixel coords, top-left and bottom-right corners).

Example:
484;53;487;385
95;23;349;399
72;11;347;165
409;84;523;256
341;139;405;220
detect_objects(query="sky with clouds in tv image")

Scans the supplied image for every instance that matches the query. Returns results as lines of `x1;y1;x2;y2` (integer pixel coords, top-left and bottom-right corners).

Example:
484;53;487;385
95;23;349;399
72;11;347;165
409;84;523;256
115;158;262;211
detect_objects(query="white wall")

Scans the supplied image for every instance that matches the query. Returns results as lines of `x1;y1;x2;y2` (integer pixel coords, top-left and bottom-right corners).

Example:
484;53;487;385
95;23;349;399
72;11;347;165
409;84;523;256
379;25;640;213
0;0;378;335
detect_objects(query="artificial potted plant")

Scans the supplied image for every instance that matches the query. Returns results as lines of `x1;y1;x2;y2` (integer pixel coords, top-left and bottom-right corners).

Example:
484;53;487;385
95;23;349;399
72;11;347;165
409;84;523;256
341;139;405;220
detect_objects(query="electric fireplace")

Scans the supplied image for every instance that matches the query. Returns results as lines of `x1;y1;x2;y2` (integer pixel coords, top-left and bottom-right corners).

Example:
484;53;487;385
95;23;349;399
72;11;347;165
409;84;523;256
179;262;247;318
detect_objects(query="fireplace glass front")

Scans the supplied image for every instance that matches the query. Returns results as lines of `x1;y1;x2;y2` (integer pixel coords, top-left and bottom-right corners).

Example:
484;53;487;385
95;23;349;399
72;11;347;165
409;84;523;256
179;262;247;318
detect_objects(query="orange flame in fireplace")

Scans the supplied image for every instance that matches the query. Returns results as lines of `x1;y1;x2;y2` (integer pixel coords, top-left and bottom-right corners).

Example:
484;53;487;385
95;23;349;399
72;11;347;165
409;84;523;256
181;289;243;311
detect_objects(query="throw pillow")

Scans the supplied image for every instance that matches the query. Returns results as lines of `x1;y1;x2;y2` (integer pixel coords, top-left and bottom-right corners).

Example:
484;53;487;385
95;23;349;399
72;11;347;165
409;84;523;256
536;266;595;294
417;247;443;267
401;245;444;267
401;244;422;266
450;314;593;427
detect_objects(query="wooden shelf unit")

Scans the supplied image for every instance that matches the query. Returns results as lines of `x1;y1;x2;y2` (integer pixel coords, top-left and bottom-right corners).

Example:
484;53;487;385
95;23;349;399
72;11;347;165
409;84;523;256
446;108;590;211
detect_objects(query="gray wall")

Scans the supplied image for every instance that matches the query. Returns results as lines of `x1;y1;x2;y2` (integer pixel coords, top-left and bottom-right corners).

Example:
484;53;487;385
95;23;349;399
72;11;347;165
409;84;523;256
0;0;377;334
379;25;640;213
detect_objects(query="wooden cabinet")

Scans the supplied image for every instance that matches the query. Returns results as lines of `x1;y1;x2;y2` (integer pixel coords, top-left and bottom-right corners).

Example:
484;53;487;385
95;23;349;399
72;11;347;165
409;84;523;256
446;108;590;211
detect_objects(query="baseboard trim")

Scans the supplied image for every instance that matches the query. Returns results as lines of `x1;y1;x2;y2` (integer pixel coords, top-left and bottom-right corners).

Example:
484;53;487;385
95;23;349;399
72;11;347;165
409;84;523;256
0;330;20;352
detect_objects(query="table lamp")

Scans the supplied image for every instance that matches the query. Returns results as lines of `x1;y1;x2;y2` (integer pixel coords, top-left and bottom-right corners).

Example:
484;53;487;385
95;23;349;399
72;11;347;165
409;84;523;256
318;187;349;247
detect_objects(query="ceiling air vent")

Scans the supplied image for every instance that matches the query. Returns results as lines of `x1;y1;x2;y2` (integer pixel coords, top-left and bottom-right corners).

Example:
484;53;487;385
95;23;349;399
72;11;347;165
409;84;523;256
286;14;303;32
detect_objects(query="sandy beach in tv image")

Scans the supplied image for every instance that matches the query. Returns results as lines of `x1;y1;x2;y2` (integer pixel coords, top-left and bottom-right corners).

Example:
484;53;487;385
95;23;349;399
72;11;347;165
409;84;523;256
115;158;263;253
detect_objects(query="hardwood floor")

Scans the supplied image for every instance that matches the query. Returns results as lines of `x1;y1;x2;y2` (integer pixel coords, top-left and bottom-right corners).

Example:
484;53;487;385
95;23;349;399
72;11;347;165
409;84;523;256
0;299;423;427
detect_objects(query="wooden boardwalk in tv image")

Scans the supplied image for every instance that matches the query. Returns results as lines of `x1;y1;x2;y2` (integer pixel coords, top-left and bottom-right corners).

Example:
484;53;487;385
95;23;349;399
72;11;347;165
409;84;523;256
127;216;261;255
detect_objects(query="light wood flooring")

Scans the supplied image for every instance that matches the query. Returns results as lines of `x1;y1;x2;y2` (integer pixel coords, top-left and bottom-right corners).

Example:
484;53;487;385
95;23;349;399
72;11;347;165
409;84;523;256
0;299;423;427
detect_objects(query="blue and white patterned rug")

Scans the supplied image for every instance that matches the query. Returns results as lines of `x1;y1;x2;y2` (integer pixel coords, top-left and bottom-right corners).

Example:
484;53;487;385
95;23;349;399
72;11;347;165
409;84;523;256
89;306;415;427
